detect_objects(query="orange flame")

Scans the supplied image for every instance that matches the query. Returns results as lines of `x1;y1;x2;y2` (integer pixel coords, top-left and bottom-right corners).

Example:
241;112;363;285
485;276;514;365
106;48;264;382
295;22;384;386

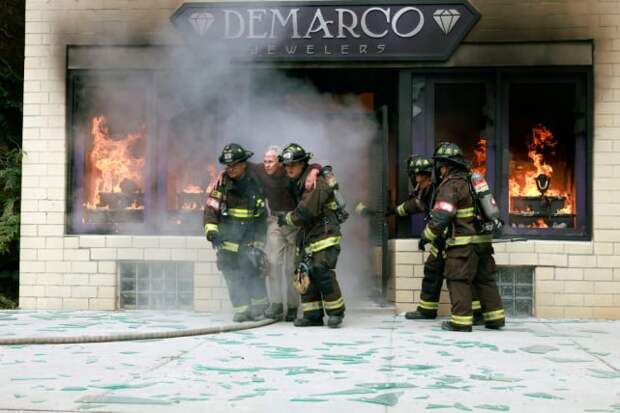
531;218;549;228
509;124;575;226
84;116;145;209
471;138;487;176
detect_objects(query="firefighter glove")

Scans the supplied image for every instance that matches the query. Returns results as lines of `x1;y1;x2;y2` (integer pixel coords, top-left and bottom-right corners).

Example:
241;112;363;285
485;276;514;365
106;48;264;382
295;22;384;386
385;206;396;217
206;231;224;249
418;237;429;251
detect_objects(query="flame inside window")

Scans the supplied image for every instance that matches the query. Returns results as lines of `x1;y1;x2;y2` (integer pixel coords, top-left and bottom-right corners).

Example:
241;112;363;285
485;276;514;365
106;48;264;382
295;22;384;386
471;138;487;177
508;124;575;229
84;115;146;211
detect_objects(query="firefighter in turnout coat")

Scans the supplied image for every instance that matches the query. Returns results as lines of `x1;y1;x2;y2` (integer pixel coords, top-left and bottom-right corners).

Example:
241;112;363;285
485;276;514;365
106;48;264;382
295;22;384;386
277;143;346;328
203;143;270;323
420;142;505;332
392;155;484;321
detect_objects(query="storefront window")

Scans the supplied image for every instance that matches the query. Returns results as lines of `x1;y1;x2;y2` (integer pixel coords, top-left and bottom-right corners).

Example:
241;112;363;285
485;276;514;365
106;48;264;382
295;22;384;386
68;73;152;234
508;83;576;229
406;71;590;240
502;76;588;238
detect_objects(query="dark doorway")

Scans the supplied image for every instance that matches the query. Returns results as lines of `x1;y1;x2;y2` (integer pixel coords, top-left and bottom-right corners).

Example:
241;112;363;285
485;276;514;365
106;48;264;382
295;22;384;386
257;68;399;304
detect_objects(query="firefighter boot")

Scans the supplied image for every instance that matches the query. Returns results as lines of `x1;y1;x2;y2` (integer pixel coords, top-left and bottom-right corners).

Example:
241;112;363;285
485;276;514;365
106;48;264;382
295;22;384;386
233;311;252;323
405;310;436;320
327;315;344;328
285;307;298;322
441;321;472;332
294;317;324;327
485;319;505;330
264;303;284;320
473;312;485;326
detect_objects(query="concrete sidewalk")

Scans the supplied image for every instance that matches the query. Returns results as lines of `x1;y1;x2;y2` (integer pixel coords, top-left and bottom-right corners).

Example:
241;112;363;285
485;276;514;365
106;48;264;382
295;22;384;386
0;310;619;412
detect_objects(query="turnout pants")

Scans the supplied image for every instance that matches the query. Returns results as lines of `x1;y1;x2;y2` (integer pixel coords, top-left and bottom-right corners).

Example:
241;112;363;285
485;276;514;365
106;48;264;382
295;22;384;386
417;251;482;318
298;247;345;320
217;250;268;315
443;243;505;329
265;216;299;309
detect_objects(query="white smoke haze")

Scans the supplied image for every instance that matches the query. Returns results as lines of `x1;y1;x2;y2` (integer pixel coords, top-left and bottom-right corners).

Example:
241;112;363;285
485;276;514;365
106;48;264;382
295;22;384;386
66;7;385;309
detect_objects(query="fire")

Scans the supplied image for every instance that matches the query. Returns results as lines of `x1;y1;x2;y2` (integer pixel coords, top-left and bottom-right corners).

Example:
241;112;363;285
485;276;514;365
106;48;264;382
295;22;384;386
508;124;574;216
84;116;145;209
471;138;487;176
183;184;204;194
531;218;549;228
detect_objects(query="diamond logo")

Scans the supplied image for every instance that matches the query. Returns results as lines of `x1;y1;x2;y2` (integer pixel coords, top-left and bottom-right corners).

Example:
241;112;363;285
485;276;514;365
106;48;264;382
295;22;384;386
188;12;215;36
433;9;461;35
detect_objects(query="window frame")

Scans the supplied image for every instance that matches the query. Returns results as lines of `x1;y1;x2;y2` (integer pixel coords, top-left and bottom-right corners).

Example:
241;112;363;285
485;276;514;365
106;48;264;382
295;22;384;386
66;70;158;235
397;67;592;241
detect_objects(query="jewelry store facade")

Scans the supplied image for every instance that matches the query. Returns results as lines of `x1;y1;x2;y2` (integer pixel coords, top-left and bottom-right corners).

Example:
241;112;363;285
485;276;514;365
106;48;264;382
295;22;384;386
20;0;620;319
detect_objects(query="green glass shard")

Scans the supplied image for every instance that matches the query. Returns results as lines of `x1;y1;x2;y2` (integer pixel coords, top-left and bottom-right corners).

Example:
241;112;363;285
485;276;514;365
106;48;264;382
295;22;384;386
314;388;375;396
61;387;88;391
352;391;403;407
519;345;558;354
545;357;592;363
588;369;620;379
290;397;328;402
524;392;564;400
474;404;510;411
78;396;174;405
356;382;416;390
470;374;523;382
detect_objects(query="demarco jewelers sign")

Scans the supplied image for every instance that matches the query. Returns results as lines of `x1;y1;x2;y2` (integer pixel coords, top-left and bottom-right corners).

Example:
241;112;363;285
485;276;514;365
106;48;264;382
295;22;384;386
171;1;480;60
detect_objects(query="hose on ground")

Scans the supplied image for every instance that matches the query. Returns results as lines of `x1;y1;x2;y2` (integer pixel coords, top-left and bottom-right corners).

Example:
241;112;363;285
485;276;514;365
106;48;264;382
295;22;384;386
0;317;278;346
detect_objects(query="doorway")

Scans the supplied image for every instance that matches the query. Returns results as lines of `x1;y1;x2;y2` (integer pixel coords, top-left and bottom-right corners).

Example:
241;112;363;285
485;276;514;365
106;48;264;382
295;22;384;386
253;68;400;304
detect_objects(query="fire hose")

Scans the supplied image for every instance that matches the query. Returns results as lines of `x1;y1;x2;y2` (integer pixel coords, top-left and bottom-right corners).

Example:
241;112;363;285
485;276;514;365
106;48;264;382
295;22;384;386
0;317;277;346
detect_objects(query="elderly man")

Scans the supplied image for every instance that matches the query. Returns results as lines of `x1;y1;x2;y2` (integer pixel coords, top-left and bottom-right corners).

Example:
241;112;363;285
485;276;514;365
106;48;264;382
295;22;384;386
254;146;308;321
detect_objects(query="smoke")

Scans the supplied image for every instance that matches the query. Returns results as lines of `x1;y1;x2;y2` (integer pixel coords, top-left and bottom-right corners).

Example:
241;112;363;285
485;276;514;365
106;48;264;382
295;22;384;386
67;7;384;308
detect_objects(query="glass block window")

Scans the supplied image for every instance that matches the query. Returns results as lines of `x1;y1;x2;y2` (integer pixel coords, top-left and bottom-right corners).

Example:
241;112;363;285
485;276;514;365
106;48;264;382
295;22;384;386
119;262;194;309
496;266;533;317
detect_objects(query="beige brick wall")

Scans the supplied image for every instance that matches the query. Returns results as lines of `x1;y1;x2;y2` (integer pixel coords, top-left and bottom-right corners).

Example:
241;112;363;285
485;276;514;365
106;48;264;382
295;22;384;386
20;0;620;318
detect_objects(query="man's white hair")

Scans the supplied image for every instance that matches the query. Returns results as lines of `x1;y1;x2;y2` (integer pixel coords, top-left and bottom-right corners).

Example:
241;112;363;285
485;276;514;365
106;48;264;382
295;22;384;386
264;145;281;157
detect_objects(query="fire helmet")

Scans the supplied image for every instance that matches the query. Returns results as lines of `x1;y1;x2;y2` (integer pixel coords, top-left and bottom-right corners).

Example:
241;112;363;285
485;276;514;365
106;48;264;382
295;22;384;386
406;155;433;176
218;143;253;165
433;141;469;168
278;143;312;165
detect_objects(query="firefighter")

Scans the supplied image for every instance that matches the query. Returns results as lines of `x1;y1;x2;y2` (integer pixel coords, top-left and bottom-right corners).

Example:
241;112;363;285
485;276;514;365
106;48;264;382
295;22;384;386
387;155;484;321
419;142;505;332
203;143;270;322
276;143;346;328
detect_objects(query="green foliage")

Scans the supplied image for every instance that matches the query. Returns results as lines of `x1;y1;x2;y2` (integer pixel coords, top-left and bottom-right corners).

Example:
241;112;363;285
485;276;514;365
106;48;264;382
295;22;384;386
0;148;21;254
0;0;24;278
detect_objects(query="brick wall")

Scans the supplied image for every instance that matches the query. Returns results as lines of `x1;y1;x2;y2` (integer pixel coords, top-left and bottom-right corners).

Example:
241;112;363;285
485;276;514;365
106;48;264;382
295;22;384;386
20;0;620;318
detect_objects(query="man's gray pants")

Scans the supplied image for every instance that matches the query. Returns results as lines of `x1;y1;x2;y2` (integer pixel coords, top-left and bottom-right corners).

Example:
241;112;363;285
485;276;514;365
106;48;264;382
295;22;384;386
265;215;299;309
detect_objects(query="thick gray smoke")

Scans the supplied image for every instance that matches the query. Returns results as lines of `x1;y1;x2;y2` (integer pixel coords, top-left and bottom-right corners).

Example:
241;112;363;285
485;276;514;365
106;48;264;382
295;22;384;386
71;10;384;308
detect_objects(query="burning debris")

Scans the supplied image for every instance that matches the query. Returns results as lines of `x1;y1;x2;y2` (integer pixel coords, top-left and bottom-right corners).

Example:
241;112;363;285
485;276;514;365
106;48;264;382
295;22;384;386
508;124;575;229
82;116;146;225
